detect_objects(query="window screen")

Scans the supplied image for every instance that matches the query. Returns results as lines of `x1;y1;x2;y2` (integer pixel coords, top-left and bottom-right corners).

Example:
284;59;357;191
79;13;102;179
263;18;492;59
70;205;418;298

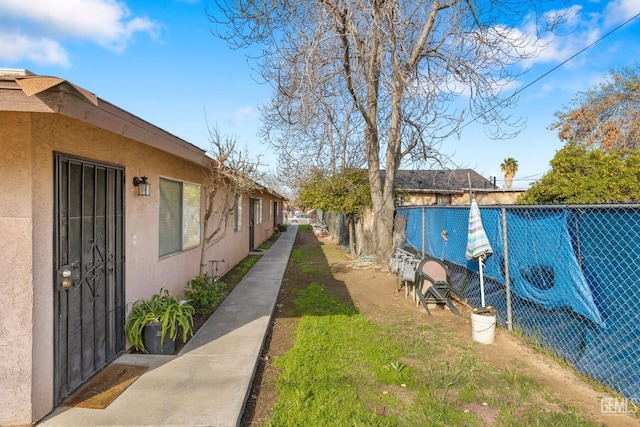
182;183;201;250
257;199;263;224
159;179;181;256
234;193;242;231
436;193;452;206
159;178;201;257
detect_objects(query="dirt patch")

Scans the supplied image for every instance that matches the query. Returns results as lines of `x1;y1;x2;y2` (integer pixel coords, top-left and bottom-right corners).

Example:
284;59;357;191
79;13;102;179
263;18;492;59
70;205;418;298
241;231;640;427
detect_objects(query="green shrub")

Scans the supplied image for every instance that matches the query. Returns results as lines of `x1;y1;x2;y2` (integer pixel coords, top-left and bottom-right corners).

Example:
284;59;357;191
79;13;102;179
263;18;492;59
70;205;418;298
184;273;228;317
125;288;195;352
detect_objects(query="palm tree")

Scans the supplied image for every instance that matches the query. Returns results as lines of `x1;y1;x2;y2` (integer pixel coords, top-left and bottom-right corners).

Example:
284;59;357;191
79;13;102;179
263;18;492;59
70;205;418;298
500;158;519;189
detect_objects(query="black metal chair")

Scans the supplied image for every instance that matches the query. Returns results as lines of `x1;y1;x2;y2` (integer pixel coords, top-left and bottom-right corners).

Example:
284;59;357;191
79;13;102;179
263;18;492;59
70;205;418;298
414;257;461;317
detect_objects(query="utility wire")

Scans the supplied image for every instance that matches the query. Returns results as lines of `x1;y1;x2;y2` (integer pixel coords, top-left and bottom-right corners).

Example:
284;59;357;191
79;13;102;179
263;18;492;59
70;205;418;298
460;10;640;132
514;172;544;181
509;11;640;100
459;11;640;183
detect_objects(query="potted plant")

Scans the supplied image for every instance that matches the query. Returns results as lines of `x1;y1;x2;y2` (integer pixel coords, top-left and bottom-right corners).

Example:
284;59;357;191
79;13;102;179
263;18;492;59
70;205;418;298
125;288;195;354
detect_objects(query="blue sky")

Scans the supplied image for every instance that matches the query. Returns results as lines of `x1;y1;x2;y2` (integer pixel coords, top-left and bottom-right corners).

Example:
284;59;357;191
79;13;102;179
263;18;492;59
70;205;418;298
1;0;640;188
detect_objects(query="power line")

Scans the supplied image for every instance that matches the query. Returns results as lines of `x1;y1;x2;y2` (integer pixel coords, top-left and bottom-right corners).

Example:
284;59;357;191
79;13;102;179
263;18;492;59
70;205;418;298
455;10;640;180
460;10;640;132
491;172;544;181
509;11;640;100
514;172;544;181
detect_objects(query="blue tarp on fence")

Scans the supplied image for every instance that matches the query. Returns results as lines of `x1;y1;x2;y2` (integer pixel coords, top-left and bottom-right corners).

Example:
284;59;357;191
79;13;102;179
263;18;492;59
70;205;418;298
398;205;640;401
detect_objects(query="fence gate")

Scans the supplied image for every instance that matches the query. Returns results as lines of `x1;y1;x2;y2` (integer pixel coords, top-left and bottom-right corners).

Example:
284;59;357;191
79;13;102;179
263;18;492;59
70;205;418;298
53;154;125;403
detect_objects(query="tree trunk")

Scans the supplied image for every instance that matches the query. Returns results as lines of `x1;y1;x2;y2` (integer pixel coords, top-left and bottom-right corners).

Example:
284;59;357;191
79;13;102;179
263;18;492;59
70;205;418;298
199;200;211;276
348;216;356;259
371;186;396;270
505;174;514;189
199;248;208;276
392;214;407;253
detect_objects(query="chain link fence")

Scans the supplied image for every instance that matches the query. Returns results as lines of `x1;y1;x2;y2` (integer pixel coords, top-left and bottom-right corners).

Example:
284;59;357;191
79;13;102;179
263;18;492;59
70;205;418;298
319;210;348;246
398;204;640;402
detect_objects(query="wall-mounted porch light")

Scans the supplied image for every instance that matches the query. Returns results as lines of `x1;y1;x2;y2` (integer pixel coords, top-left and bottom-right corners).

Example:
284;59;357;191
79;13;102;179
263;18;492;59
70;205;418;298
133;176;151;196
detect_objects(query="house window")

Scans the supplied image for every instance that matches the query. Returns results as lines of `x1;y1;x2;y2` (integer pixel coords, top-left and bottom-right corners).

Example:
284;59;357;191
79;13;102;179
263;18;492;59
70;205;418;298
436;193;451;206
256;198;263;224
159;178;201;257
234;193;242;231
269;200;273;220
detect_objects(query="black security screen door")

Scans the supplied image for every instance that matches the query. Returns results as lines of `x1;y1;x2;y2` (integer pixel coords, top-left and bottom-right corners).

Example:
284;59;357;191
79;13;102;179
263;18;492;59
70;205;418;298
53;153;125;403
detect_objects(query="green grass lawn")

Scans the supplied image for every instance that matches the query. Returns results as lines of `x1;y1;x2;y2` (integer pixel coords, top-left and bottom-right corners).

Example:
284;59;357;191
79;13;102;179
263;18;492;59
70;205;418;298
266;229;597;427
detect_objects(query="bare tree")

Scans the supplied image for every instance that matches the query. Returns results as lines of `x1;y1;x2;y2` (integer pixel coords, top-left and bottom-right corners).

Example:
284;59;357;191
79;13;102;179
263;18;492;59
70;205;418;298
260;171;293;201
200;126;264;275
211;0;567;268
261;75;367;182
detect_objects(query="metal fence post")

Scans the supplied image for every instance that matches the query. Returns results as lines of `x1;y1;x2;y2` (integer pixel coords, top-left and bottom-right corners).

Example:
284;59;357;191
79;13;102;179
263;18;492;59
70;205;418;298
501;207;513;331
400;203;640;401
421;206;425;257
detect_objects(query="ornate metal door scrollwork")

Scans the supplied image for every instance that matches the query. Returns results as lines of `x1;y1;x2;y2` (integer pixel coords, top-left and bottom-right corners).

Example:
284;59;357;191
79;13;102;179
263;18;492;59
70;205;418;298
83;238;114;300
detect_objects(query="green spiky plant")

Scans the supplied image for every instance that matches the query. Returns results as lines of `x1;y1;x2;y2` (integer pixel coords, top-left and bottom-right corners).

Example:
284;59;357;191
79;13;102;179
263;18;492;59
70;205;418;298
125;288;195;353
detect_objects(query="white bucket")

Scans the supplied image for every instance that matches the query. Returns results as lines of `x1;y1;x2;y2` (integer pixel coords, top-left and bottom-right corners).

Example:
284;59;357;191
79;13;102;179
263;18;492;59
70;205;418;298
471;312;496;344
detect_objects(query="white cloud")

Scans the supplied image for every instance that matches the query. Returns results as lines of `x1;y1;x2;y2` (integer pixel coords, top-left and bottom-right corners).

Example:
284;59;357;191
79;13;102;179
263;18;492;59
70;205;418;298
538;82;555;97
0;0;158;65
520;5;602;67
0;33;70;66
604;0;640;26
520;1;640;69
233;106;255;124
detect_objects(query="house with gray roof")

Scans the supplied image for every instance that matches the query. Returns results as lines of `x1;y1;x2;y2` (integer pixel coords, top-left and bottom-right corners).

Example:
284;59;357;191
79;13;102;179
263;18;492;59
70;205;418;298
391;169;526;206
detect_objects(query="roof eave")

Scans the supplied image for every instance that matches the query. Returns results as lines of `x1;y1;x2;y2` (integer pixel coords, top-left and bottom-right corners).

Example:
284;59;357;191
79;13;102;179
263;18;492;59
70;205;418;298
1;77;208;167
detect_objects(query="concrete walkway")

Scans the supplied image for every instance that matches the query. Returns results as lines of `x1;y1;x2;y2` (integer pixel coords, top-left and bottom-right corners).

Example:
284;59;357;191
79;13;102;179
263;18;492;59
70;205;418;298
38;224;297;427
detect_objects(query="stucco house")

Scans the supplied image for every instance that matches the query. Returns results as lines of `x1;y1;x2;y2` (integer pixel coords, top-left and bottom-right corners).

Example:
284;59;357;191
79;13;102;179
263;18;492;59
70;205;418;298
0;69;285;425
392;169;526;206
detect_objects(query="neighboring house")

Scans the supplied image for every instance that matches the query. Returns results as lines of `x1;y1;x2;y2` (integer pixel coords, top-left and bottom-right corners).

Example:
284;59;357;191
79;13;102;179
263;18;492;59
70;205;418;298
0;69;285;426
392;169;526;206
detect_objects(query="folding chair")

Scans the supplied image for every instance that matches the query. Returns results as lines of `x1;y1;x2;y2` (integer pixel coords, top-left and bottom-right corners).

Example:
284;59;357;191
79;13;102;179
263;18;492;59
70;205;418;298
391;249;419;299
414;257;461;317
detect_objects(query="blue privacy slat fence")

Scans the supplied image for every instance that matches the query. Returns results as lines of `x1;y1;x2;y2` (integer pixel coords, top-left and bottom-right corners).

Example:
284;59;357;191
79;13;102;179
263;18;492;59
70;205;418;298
397;204;640;402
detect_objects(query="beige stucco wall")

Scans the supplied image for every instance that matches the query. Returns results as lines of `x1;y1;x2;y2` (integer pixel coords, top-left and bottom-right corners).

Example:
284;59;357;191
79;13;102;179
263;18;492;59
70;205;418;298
0;109;280;425
0;112;34;425
474;191;526;205
404;190;525;206
405;193;437;206
250;193;281;250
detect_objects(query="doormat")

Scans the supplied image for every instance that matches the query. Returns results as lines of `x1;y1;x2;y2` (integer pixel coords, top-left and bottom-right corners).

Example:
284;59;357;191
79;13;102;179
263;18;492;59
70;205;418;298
61;363;148;409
